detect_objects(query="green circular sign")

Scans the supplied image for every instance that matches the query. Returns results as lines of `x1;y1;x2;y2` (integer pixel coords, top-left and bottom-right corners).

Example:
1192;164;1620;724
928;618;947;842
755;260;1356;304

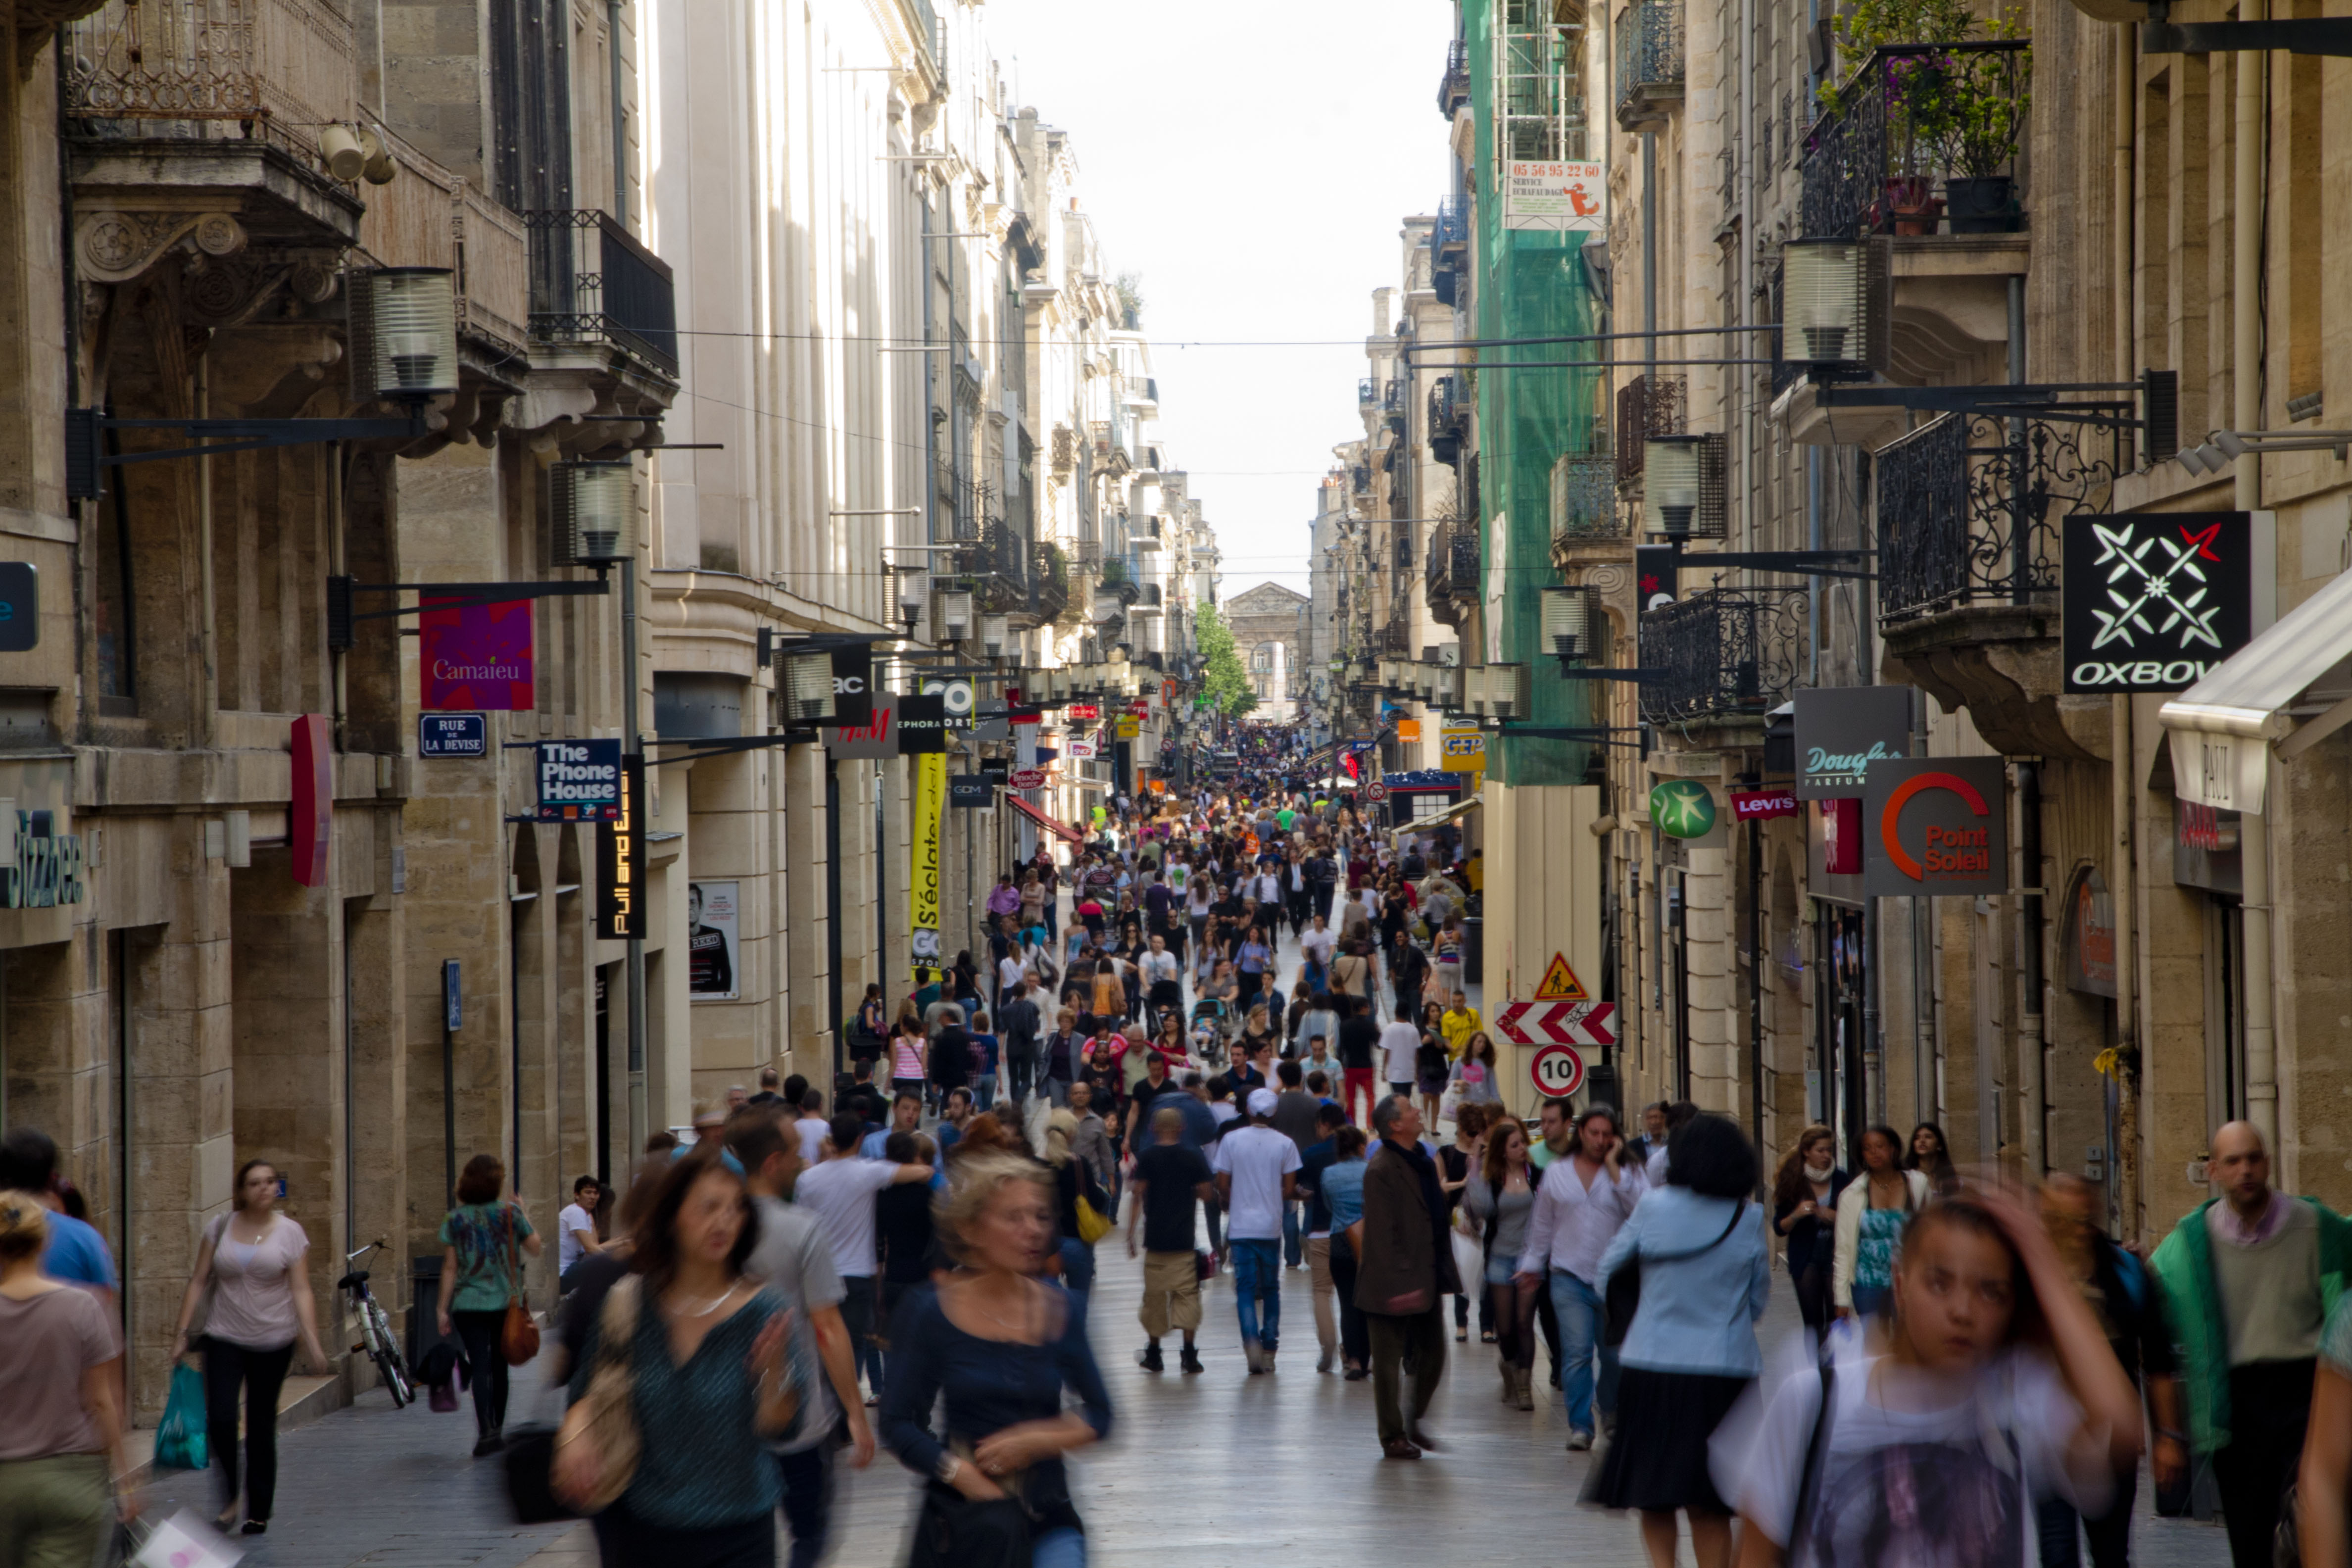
1648;779;1718;839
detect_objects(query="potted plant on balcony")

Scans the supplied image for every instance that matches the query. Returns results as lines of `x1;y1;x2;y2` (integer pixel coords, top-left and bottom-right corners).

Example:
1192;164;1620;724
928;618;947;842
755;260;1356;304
1825;0;1973;233
1935;10;2030;233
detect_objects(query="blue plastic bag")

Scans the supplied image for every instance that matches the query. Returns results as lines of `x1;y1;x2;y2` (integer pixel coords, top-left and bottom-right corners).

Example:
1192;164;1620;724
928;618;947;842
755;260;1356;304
155;1362;207;1471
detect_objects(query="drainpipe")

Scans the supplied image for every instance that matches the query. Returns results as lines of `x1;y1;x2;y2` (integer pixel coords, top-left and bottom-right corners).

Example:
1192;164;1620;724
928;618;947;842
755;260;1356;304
1643;132;1659;377
2113;693;2139;1238
2017;759;2046;1175
2233;17;2277;1151
609;0;629;226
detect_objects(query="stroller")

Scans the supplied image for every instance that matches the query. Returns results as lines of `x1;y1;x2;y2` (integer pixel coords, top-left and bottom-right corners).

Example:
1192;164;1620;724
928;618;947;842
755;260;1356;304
1189;995;1233;1047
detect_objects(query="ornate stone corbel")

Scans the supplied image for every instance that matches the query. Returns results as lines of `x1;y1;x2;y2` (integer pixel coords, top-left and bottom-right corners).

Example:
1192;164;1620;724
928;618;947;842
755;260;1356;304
76;209;245;286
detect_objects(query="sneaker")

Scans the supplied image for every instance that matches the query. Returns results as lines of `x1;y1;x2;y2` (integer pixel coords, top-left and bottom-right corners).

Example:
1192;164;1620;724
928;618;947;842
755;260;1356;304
1567;1430;1594;1452
1180;1346;1205;1374
1138;1344;1165;1373
1244;1340;1266;1374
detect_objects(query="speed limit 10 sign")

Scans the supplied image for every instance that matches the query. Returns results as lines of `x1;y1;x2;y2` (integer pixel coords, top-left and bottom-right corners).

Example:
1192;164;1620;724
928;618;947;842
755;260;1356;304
1528;1042;1586;1099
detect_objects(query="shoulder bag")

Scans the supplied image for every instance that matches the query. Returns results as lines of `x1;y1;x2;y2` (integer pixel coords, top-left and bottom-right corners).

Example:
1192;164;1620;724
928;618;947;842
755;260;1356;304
1602;1197;1748;1349
554;1275;644;1513
500;1208;541;1365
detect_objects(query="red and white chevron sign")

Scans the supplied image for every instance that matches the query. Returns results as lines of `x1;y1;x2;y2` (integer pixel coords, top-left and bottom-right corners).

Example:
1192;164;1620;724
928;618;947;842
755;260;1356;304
1497;1000;1617;1048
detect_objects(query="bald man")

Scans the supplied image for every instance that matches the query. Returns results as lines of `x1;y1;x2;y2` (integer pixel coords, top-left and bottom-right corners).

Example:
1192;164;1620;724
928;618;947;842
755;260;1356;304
2152;1122;2352;1567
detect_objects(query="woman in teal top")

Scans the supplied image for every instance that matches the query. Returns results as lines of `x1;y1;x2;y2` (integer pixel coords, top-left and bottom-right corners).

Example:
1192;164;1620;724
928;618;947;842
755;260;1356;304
434;1154;540;1457
554;1146;800;1567
1830;1125;1930;1320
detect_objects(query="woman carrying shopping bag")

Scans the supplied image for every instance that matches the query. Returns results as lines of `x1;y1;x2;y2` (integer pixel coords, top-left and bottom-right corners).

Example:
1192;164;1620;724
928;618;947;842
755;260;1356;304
435;1154;542;1458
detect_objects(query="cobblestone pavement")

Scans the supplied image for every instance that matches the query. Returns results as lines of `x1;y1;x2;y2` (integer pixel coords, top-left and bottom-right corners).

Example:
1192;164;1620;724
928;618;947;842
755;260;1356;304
135;899;2239;1567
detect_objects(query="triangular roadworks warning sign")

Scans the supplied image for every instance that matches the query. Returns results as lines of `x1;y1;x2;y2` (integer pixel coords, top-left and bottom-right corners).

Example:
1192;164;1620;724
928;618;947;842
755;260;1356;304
1533;952;1588;1002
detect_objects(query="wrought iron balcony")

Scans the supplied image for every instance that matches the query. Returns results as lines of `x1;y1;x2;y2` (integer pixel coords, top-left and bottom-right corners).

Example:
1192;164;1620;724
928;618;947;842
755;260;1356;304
1616;0;1686;130
527;209;678;378
1359;379;1380;406
1394;532;1416;574
1800;42;2030;241
1550;449;1621;542
1638;587;1809;725
1352;463;1373;495
1876;411;2121;625
969;515;1030;614
1380;615;1414;656
1031;541;1072;623
1099;554;1142;605
1434;195;1470;252
1429;376;1470;464
1438;38;1471;118
64;0;355;157
1615;374;1688;483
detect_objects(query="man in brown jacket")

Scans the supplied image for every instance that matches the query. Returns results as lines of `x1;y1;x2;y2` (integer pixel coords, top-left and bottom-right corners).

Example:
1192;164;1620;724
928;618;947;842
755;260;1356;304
1347;1094;1461;1459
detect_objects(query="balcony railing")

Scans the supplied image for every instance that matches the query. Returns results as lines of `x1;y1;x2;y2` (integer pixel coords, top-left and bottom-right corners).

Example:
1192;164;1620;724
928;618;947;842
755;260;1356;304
1435;196;1470;250
1429;376;1470;464
1551;450;1621;541
1800;42;2030;241
1615;0;1686;130
527;209;678;377
1876;410;2120;624
1394;532;1416;573
353;127;528;351
971;515;1029;614
65;0;357;156
1359;379;1380;406
1638;587;1808;724
1615;374;1688;483
1031;542;1071;623
1437;37;1471;118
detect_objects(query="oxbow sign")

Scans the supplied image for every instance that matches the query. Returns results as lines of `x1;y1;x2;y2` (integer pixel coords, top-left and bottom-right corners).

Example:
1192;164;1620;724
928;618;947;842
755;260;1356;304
2061;512;2261;693
1861;756;2009;898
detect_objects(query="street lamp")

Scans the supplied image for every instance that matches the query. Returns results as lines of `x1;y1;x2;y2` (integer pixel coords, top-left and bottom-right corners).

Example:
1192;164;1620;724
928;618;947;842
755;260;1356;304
1781;240;1868;366
1487;662;1529;721
1542;584;1602;664
980;613;1010;658
555;459;636;562
362;268;462;396
896;565;931;631
781;648;836;723
938;587;974;642
1643;437;1703;538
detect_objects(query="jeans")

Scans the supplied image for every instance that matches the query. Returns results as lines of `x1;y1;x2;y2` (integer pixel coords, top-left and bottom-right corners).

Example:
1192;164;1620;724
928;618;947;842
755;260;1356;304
775;1445;834;1568
838;1275;881;1394
1282;1200;1303;1268
2214;1359;2315;1568
1230;1238;1281;1349
202;1336;294;1518
1549;1270;1619;1436
1059;1237;1096;1298
1033;1526;1086;1568
448;1310;511;1438
973;1073;997;1112
2037;1468;2137;1568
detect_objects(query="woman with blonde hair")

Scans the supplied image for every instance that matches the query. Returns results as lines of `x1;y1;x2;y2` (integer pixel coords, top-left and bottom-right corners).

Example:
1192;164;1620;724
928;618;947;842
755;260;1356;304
0;1189;130;1565
880;1151;1114;1568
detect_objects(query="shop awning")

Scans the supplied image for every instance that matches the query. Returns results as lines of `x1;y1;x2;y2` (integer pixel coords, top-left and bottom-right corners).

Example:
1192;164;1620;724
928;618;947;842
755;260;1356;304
1005;793;1085;844
2159;566;2352;813
1391;791;1482;846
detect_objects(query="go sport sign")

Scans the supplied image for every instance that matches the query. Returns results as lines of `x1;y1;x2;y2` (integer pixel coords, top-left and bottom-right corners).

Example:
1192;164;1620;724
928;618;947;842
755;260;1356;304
2062;512;2262;694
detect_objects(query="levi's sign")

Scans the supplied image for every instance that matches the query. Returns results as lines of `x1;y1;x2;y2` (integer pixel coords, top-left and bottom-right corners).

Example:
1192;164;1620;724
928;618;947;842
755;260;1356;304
1861;756;2009;898
537;739;623;821
2062;513;2257;693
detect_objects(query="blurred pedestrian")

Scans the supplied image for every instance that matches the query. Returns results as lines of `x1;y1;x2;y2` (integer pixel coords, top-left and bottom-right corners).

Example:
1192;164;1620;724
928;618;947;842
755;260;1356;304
1129;1105;1214;1374
1590;1114;1767;1568
1833;1125;1928;1321
1044;1110;1111;1301
434;1154;541;1457
1516;1104;1641;1448
1465;1113;1538;1410
1213;1087;1301;1372
551;1145;801;1567
169;1158;329;1533
1905;1120;1960;1195
880;1151;1114;1568
0;1189;131;1566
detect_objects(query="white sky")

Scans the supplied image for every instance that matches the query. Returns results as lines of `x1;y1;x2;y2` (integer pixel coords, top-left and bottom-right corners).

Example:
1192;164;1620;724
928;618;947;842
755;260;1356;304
985;0;1456;599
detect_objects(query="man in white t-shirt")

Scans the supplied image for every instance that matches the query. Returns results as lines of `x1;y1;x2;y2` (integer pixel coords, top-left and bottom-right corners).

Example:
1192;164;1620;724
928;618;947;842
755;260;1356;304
1139;933;1182;1024
795;1090;831;1165
556;1175;603;1284
792;1112;933;1397
1378;1017;1422;1098
1299;914;1336;980
1213;1087;1303;1372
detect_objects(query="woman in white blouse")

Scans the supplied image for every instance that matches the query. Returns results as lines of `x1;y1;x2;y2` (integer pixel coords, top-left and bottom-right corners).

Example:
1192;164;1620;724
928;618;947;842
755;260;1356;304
170;1159;329;1536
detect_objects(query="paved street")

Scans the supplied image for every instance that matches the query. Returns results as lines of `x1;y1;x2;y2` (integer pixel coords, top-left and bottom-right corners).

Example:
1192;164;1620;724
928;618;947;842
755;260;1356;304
132;913;2238;1568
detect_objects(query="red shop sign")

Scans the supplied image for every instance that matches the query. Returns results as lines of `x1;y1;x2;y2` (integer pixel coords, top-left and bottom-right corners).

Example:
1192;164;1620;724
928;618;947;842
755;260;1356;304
1729;788;1799;822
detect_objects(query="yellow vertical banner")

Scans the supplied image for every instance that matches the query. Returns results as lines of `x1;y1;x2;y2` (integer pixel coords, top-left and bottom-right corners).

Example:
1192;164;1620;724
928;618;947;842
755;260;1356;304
911;752;946;976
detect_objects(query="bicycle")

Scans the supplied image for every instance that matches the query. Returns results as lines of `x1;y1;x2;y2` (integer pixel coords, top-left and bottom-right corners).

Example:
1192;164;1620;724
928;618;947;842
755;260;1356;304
339;1240;413;1408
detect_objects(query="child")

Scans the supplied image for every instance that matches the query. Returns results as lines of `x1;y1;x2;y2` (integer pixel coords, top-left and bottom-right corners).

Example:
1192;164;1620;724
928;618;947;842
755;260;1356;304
1736;1190;2144;1568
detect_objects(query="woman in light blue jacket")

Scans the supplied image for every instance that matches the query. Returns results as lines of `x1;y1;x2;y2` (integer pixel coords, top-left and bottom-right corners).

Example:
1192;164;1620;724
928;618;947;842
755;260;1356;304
1589;1114;1769;1568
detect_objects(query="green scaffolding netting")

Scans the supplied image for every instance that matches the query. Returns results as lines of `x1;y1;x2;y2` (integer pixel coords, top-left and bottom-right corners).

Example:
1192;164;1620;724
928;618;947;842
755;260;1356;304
1467;0;1609;789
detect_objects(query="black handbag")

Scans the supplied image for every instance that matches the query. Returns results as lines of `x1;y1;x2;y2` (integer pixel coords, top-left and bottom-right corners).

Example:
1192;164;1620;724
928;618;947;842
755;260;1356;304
501;1422;577;1524
1602;1199;1747;1349
908;1482;1033;1568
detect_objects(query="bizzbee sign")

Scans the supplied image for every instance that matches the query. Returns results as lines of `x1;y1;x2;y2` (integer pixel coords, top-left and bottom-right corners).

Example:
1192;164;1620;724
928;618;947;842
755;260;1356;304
2062;513;2262;693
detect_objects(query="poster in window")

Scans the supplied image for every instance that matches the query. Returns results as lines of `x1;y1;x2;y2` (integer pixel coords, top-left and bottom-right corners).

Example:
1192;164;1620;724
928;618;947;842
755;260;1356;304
686;881;740;1000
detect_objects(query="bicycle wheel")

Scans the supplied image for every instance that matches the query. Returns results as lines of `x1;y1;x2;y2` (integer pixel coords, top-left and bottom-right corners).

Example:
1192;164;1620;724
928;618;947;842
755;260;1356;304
366;1306;413;1407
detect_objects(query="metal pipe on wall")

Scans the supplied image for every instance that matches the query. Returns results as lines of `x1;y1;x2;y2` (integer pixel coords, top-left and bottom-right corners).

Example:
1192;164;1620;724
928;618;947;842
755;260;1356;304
2112;695;2140;1238
2016;759;2046;1175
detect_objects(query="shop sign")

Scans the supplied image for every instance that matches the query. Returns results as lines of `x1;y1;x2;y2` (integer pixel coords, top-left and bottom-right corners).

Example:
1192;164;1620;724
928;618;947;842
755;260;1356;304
920;678;975;728
1440;725;1485;773
1648;779;1718;839
1861;756;2009;898
2174;799;2242;896
831;646;873;728
2063;866;2118;997
2062;513;2259;693
1819;797;1862;875
0;808;84;909
1115;716;1139;739
1069;703;1099;721
1503;160;1606;232
418;713;487;758
536;738;623;821
949;775;993;808
1729;787;1800;822
594;755;644;939
0;562;38;652
290;714;332;887
910;754;945;969
420;598;533;711
1793;686;1914;798
896;693;948;754
825;703;898;760
1068;737;1098;760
